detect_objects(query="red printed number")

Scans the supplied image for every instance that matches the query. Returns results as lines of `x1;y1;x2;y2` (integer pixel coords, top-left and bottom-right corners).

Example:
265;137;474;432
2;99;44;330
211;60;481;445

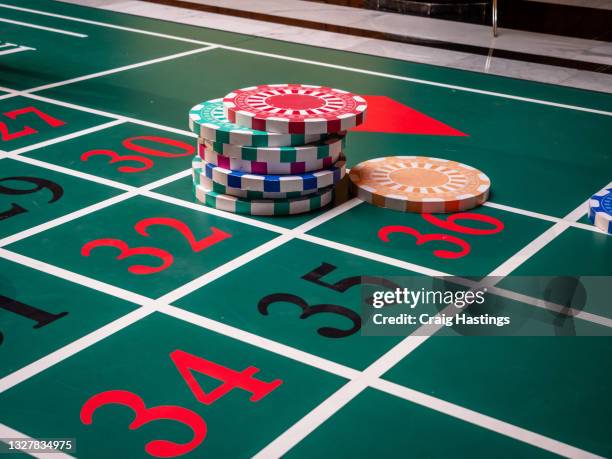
81;136;193;173
379;225;470;259
0;106;65;141
81;217;231;274
378;212;504;259
81;352;282;457
171;349;282;404
421;213;503;235
81;390;207;458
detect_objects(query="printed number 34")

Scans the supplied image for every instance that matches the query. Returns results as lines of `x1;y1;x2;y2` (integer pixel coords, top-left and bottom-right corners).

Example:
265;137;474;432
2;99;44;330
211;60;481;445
81;350;282;458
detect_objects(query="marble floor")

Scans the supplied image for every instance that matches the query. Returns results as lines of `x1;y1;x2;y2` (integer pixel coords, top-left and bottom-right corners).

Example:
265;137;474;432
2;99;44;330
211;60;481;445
61;0;612;93
166;0;612;64
525;0;612;10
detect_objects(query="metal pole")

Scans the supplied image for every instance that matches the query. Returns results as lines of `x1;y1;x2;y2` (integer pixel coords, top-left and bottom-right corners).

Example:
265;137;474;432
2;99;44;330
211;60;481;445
492;0;498;37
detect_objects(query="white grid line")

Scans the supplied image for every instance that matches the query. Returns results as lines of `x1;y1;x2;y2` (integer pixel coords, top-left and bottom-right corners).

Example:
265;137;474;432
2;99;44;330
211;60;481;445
370;379;604;459
5;91;197;138
0;174;608;459
1;2;611;117
0;42;603;237
0;3;608;458
0;171;605;328
0;242;605;459
6;153;134;191
0;81;601;236
143;189;287;234
0;112;608;454
0;16;87;38
24;46;218;94
0;26;595;246
1;130;609;327
7;119;125;155
2;141;607;317
254;197;596;458
0;192;135;248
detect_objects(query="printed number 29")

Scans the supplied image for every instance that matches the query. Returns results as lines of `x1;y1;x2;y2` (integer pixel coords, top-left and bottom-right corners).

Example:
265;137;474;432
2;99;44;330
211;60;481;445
0;176;63;221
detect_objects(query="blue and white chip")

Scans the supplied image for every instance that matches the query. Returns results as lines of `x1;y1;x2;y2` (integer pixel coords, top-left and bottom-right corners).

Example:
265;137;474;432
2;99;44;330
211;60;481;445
588;186;612;235
202;156;346;193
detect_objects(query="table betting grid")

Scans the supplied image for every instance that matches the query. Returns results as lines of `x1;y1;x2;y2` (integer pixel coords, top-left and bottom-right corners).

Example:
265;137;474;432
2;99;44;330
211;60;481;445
0;1;611;458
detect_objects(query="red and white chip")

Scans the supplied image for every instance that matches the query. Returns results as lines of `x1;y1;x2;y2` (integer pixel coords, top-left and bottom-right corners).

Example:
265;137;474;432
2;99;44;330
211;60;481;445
223;84;367;135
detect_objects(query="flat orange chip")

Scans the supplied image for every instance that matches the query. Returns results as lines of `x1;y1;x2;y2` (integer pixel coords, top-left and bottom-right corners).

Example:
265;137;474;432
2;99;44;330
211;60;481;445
349;156;491;213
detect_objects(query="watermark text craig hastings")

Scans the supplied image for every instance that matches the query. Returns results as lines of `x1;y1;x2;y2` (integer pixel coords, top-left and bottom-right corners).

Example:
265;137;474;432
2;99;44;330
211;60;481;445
366;287;511;332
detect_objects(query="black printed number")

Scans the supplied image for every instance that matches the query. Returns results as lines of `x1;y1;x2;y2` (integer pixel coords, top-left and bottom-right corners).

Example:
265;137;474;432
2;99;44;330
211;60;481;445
0;295;68;347
302;262;402;294
257;262;400;338
0;176;63;221
258;293;361;338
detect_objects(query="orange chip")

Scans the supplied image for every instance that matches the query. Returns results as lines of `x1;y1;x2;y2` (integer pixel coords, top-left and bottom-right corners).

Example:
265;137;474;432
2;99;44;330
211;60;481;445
349;156;491;213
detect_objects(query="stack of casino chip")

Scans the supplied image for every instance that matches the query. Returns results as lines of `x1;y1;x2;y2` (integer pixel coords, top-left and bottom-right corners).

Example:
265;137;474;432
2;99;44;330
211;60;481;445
188;84;367;216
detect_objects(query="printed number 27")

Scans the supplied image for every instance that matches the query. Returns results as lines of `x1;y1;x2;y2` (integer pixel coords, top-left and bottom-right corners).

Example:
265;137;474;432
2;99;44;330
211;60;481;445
0;107;64;141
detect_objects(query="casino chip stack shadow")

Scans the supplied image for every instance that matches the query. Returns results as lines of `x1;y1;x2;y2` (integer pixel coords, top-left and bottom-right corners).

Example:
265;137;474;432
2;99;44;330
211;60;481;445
188;84;367;216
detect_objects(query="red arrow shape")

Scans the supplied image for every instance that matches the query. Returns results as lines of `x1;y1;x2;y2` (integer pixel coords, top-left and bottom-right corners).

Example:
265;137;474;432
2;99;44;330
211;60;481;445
351;95;467;136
